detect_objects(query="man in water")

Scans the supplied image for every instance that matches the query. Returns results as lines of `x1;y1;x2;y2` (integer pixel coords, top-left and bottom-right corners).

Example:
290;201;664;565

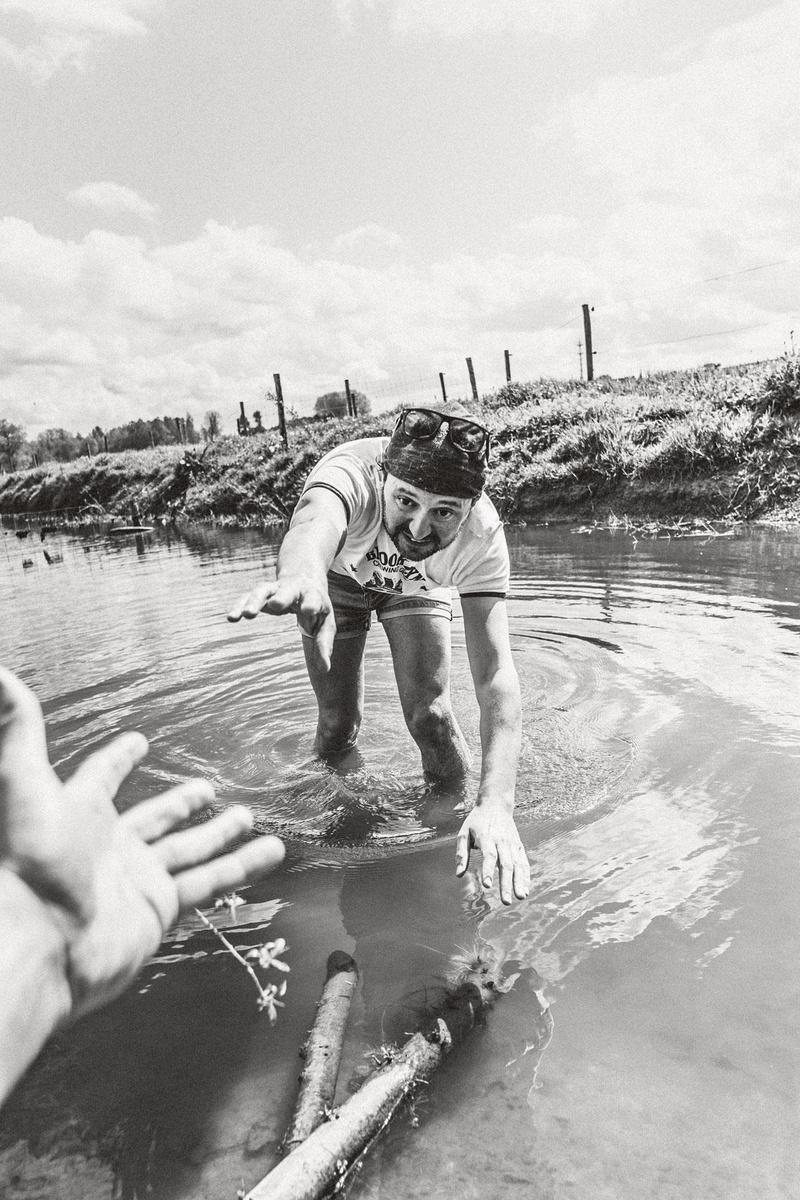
228;401;529;905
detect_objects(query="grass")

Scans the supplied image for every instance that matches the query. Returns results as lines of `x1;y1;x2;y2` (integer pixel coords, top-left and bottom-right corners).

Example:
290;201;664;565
1;358;798;527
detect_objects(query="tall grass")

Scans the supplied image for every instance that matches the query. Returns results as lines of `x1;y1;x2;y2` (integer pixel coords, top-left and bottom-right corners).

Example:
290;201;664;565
1;358;797;525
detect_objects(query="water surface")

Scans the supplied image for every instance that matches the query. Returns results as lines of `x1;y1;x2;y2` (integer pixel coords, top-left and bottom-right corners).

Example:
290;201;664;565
1;520;798;1199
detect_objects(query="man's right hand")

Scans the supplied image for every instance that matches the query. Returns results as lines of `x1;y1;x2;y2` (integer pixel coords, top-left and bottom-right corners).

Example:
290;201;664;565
227;578;336;671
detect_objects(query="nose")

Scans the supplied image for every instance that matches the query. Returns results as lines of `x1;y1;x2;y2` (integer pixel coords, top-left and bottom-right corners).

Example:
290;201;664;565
408;511;431;541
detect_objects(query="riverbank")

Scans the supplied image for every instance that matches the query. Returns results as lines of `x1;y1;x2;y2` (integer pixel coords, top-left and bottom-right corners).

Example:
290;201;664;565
2;359;798;529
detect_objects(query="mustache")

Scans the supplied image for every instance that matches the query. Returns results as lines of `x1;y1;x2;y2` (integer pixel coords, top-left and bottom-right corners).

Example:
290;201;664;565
394;522;439;547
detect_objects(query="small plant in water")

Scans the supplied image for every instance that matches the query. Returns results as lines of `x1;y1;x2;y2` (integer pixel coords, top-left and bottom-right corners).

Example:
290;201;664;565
195;892;290;1022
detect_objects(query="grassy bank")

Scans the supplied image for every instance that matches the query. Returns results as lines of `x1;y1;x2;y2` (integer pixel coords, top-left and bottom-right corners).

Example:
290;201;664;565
2;359;799;528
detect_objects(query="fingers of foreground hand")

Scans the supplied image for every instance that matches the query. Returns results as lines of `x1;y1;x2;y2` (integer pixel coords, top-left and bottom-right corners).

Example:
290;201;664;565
174;834;285;911
65;732;149;809
120;779;216;843
227;581;280;622
153;803;255;873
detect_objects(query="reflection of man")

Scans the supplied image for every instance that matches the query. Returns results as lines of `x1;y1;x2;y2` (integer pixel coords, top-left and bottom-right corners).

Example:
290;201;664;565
229;402;530;905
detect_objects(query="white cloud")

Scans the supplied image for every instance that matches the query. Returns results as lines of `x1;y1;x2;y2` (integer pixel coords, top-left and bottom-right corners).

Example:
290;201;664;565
68;181;159;223
334;0;621;39
0;0;156;81
0;207;795;440
328;224;404;256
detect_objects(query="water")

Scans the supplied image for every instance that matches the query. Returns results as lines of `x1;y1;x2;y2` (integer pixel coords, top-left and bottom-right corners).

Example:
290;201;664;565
1;520;798;1199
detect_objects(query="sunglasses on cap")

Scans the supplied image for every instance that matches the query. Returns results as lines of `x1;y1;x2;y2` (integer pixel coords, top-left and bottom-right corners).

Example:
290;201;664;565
395;408;491;458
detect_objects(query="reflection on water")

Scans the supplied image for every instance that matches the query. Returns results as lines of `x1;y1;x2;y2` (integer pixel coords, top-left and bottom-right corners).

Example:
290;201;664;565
1;522;799;1199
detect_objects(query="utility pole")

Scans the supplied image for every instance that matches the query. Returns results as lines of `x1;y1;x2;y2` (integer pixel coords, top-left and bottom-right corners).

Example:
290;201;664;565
344;378;354;417
466;357;479;402
439;372;447;403
504;349;512;382
273;373;288;446
582;304;594;382
577;340;584;380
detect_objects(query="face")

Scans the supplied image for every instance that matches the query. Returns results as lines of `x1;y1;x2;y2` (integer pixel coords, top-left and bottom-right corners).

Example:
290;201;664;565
382;474;472;560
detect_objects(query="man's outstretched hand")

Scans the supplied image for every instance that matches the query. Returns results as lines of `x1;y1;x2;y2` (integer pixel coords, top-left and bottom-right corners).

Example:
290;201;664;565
0;666;285;1028
227;577;336;672
455;803;530;906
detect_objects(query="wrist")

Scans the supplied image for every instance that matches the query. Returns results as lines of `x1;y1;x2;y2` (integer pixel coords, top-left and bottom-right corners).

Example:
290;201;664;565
475;790;515;813
0;868;73;1102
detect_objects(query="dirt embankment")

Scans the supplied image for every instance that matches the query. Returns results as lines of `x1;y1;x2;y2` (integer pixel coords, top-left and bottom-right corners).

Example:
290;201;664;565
1;360;798;530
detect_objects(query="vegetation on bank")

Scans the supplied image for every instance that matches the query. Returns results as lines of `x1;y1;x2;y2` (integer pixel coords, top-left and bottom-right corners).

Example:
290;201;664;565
1;359;798;527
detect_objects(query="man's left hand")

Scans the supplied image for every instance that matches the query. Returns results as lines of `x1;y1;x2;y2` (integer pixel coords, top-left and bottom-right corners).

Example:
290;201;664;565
455;805;530;905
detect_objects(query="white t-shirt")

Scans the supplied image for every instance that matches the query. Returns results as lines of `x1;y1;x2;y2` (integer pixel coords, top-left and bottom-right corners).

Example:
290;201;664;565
301;437;510;598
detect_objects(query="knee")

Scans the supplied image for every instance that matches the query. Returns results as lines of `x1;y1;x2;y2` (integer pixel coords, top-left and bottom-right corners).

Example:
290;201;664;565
316;710;361;754
404;697;453;747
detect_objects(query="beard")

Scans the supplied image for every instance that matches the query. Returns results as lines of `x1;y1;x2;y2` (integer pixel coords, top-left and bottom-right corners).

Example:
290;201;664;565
386;520;446;561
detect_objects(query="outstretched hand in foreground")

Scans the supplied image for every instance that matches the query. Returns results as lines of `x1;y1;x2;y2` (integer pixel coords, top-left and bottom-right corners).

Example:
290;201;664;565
0;666;284;1102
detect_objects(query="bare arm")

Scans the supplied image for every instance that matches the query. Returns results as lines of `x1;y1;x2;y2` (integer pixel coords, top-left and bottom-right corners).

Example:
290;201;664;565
227;488;348;670
0;667;285;1105
455;597;529;904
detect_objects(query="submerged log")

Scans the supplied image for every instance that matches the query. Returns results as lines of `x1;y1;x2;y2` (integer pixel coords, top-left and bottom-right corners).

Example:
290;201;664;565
246;973;495;1200
281;950;358;1155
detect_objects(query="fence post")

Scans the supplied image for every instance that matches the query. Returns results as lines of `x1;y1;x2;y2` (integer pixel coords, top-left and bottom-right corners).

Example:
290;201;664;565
466;357;479;402
439;372;447;403
344;378;354;417
504;350;511;382
273;373;288;446
582;304;594;382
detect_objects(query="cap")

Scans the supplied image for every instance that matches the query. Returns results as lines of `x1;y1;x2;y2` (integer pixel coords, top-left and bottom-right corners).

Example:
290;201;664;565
383;401;488;499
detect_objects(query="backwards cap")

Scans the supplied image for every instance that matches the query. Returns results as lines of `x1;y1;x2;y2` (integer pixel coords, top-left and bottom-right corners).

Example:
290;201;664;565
383;401;488;499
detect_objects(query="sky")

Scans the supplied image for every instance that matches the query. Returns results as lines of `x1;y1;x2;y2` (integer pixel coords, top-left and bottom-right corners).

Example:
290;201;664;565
1;0;798;437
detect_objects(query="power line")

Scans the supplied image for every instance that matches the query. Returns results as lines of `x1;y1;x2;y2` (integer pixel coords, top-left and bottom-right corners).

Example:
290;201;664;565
634;320;772;349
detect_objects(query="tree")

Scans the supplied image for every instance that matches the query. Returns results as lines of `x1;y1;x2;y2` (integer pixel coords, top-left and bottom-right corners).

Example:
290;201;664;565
252;410;265;434
0;420;25;471
202;410;222;441
314;390;371;418
33;428;81;464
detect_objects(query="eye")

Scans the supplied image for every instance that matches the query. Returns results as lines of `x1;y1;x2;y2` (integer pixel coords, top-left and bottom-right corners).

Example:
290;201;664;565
395;495;414;509
434;508;458;520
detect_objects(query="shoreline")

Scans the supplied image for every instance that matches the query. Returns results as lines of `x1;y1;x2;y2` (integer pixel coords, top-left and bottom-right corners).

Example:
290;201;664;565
2;360;798;533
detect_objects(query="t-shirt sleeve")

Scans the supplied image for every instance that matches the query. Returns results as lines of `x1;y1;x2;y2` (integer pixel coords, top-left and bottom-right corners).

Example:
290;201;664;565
452;524;510;596
301;449;376;537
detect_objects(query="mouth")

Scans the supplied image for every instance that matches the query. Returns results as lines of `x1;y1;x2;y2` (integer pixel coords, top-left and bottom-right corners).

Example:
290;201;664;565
396;529;438;558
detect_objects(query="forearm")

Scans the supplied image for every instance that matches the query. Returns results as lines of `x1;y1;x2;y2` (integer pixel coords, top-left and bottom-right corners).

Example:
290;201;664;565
475;666;522;810
0;870;71;1104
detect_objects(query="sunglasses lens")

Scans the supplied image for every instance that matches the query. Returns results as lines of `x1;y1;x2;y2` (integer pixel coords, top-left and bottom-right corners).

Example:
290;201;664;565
449;419;487;453
403;409;442;439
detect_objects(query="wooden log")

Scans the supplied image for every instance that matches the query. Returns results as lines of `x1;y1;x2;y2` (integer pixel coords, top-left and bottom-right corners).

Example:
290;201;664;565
246;976;493;1200
281;950;358;1155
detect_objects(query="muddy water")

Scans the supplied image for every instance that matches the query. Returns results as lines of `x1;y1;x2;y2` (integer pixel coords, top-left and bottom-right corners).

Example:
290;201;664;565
0;520;798;1199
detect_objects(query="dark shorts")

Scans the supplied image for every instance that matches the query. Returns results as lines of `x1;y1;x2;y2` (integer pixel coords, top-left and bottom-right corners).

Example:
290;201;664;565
300;570;452;641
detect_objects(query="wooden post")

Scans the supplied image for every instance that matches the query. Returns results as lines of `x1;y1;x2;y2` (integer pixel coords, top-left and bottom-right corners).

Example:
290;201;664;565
273;373;288;446
466;357;479;402
582;304;594;382
344;379;354;418
439;372;447;403
504;349;512;382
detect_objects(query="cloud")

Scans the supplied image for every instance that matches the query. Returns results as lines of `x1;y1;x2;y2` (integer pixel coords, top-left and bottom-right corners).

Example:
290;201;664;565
0;0;156;81
68;182;159;223
327;224;404;256
1;207;795;440
334;0;620;39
